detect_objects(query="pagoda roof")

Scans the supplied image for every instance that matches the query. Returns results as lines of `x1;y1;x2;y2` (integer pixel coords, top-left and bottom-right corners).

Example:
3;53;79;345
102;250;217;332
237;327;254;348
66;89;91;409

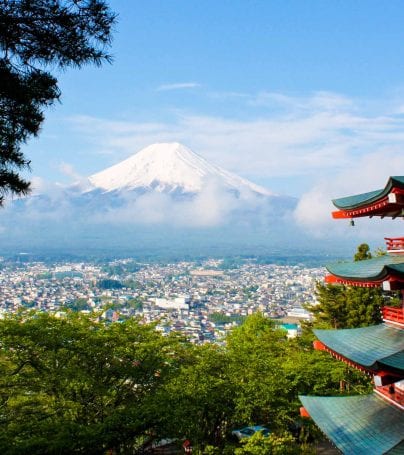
388;441;404;454
331;176;404;219
299;393;404;455
326;255;404;285
313;324;404;372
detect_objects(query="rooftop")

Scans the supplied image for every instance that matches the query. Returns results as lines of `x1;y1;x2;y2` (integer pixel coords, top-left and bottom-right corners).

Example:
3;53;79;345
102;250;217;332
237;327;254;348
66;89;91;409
314;324;404;372
299;393;404;455
331;176;404;219
326;255;404;284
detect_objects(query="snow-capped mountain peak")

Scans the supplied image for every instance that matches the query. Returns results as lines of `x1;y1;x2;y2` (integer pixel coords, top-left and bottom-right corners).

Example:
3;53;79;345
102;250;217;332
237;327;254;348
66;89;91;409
88;142;272;196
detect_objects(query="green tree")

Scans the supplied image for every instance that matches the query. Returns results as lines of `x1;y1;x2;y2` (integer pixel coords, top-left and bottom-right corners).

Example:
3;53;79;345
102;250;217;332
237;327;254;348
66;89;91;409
225;314;371;436
282;337;372;399
234;431;303;455
309;283;349;329
0;0;115;203
157;343;234;449
309;282;383;329
97;278;123;289
126;297;143;311
209;312;245;325
354;243;372;261
66;297;91;312
226;314;289;427
0;311;182;453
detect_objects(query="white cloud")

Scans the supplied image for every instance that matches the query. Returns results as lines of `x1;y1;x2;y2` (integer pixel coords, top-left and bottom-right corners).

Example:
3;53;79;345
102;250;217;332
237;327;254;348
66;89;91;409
29;176;48;195
156;82;201;91
68;99;404;183
250;91;355;112
86;179;254;228
293;149;404;237
62;90;404;241
57;162;92;191
59;162;83;181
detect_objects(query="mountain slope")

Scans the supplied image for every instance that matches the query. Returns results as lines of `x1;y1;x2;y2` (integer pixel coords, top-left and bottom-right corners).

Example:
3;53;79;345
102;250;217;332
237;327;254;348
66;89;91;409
88;142;273;197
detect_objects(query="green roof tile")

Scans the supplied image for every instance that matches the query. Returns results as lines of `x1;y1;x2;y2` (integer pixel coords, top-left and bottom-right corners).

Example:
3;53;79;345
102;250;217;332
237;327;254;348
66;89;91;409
332;176;404;210
380;350;404;371
326;255;404;282
299;394;404;455
387;440;404;454
313;324;404;371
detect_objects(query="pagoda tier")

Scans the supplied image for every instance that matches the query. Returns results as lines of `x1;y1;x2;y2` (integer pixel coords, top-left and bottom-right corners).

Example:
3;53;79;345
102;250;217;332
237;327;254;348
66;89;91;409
325;255;404;290
331;176;404;219
325;251;404;325
312;324;404;378
299;394;404;455
300;176;404;453
385;238;404;255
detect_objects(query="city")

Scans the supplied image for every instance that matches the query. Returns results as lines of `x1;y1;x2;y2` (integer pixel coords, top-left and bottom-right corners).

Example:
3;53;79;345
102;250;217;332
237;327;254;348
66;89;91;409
0;258;323;343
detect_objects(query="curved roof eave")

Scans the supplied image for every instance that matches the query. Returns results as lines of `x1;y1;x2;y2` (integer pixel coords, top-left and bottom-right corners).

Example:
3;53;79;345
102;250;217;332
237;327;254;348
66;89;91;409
332;176;404;210
326;256;404;282
313;324;404;370
299;394;404;455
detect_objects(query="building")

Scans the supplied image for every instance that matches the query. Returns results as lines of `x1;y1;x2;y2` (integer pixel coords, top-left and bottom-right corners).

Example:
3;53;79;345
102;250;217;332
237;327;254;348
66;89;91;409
300;176;404;454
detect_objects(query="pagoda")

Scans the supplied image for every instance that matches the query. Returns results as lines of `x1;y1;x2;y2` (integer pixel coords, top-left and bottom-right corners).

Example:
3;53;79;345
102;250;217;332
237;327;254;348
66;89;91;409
299;176;404;454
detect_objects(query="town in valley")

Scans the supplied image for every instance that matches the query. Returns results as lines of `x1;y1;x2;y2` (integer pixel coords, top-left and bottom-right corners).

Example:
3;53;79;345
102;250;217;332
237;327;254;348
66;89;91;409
0;257;324;342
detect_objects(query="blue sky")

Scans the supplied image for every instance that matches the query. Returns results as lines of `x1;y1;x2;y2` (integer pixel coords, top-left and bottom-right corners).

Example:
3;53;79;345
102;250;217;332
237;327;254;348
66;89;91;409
24;0;404;217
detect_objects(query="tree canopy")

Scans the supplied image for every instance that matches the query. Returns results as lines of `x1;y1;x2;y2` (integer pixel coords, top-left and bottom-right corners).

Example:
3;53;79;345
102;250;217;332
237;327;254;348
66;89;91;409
0;311;371;453
0;0;116;204
309;282;383;329
354;243;372;262
0;311;184;453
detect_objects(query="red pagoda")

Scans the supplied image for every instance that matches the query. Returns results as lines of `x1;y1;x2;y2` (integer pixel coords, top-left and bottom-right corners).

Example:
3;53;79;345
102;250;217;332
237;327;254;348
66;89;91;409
300;176;404;454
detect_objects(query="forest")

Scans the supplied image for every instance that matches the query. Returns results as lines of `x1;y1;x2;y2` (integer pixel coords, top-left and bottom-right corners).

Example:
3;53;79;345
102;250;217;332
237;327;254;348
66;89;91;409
0;304;374;454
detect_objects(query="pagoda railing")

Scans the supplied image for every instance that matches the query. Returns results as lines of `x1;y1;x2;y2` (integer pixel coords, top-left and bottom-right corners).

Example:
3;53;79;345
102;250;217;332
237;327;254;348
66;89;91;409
375;384;404;408
381;306;404;324
385;237;404;253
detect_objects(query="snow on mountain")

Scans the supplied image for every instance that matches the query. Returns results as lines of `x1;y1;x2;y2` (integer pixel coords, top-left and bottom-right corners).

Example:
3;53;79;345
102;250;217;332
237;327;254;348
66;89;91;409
88;142;273;197
1;142;300;251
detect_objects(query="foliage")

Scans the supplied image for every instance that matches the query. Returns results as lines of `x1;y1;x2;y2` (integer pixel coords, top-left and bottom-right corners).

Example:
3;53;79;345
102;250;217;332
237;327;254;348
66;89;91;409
0;311;182;453
97;278;123;289
226;314;290;427
157;343;234;448
354;243;372;261
102;298;144;312
126;298;143;310
35;272;52;279
65;297;91;312
123;279;138;289
156;313;361;451
0;311;372;453
374;247;387;257
226;314;371;431
309;283;383;329
209;312;245;325
234;431;305;455
0;0;115;203
102;262;141;276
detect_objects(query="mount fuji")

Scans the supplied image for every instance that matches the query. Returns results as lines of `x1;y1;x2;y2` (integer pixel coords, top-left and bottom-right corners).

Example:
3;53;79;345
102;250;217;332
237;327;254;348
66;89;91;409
85;142;273;198
1;142;301;255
